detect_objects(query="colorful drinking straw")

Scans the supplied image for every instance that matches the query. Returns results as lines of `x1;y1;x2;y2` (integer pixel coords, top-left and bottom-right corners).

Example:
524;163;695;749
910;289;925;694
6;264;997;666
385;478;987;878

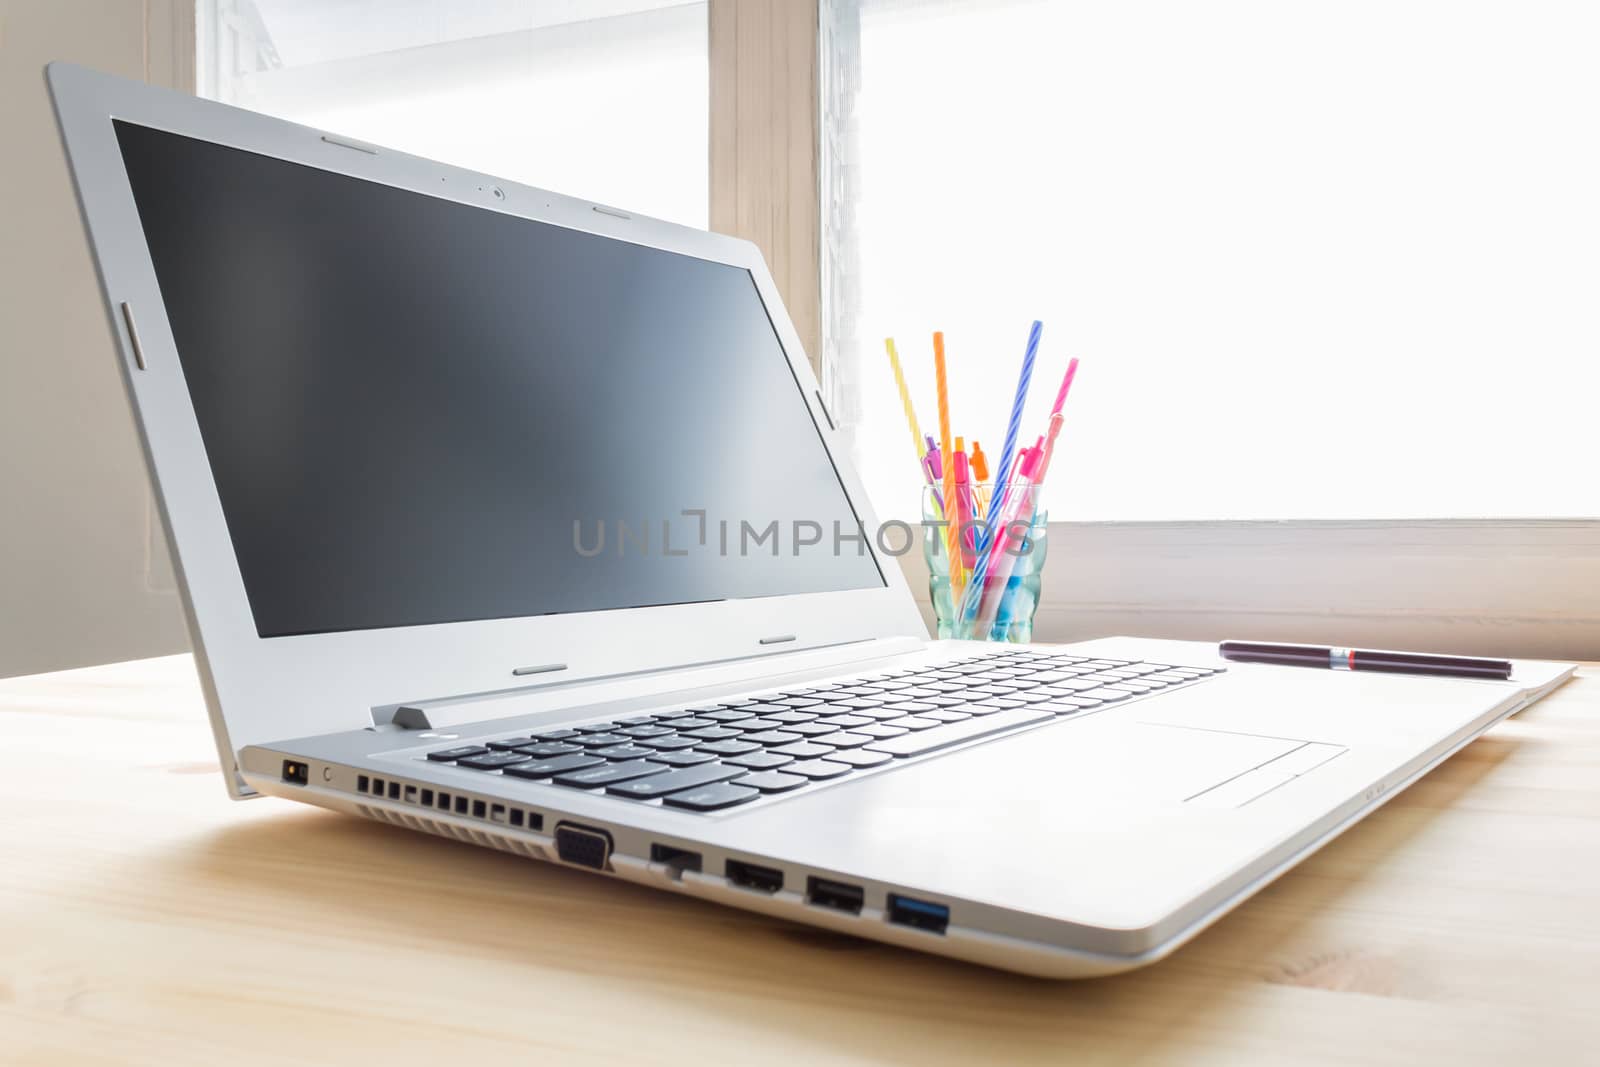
883;338;929;484
1034;357;1080;484
932;332;965;592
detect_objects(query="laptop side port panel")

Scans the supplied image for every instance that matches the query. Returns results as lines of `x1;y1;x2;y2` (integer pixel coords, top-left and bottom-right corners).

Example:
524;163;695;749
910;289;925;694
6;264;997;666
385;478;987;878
886;893;949;934
554;822;613;870
281;760;309;786
725;859;784;893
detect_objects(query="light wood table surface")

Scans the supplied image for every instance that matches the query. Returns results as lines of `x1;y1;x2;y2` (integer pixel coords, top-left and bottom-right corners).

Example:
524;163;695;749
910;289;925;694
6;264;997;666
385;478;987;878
2;654;1597;1065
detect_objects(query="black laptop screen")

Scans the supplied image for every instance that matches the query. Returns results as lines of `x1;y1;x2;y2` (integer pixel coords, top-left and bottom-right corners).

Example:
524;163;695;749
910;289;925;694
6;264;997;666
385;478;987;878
113;121;883;638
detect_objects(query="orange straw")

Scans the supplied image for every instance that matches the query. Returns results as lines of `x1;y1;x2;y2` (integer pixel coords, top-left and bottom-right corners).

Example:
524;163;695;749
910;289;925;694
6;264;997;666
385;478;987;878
933;332;965;592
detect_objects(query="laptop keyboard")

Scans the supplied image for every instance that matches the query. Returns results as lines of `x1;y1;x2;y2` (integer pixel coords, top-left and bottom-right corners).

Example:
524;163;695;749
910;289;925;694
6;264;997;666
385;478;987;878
420;649;1224;812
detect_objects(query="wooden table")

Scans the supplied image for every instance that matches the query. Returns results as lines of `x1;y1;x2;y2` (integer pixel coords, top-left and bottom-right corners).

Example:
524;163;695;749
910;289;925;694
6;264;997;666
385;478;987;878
2;655;1597;1065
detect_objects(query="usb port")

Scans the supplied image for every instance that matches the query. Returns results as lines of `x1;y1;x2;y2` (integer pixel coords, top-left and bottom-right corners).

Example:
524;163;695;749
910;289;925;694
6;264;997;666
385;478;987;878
725;859;783;893
650;844;703;877
886;894;949;934
806;876;863;915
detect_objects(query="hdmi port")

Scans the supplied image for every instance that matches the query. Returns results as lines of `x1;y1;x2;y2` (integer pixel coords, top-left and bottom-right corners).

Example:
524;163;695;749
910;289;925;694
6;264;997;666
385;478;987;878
725;859;783;893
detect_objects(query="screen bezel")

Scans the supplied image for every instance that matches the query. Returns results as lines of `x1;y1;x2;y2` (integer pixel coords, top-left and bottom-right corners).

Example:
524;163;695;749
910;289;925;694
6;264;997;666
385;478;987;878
48;63;926;792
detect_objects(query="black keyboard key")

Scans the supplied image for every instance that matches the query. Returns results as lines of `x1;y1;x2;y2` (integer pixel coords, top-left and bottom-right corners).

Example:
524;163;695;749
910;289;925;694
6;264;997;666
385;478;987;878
636;735;700;751
772;741;836;759
594;744;661;761
829;748;893;768
813;731;872;748
456;751;531;770
503;753;604;779
783;759;851;780
426;745;488;762
725;751;793;770
662;782;760;811
816;713;872;728
855;707;912;721
648;750;718;767
697;739;760;757
1037;698;1103;713
1110;664;1162;676
767;710;819;724
1042;679;1102;693
618;724;676;738
734;702;792;715
515;742;584;758
606;763;743;799
574;722;624;733
775;696;823;707
734;771;807;794
574;732;633;748
684;726;741;741
744;730;802;746
883;715;939;731
833;698;883;710
485;737;536;751
533;729;581;741
665;717;717;731
653;709;693;720
552;759;666;788
616;715;658;725
866;707;1052;757
701;709;755;722
727;717;784;732
784;722;838;737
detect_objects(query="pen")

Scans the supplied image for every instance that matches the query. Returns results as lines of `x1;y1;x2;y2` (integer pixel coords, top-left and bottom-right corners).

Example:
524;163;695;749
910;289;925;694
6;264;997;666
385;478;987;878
1218;641;1513;681
953;436;976;569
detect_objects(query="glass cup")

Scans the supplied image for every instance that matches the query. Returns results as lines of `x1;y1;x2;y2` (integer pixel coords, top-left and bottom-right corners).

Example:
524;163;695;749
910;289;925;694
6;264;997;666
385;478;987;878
922;483;1048;643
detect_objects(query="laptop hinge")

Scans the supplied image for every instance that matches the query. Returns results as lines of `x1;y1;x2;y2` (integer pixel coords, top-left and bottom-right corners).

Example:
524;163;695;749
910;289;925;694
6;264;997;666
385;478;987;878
385;635;922;731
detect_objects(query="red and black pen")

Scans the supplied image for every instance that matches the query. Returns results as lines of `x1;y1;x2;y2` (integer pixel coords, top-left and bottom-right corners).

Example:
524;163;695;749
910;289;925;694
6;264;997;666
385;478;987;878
1218;641;1513;681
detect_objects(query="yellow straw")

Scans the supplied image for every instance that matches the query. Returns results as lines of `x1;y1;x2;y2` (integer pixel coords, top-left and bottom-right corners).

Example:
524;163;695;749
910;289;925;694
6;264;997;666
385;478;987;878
883;338;926;478
933;332;965;592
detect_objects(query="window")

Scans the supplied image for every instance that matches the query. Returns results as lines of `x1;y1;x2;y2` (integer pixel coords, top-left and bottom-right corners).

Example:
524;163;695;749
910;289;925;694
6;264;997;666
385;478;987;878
197;0;708;228
828;0;1600;522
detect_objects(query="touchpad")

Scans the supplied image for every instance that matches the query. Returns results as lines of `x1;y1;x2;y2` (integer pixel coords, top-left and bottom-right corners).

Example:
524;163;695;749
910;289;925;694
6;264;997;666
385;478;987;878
1125;723;1311;802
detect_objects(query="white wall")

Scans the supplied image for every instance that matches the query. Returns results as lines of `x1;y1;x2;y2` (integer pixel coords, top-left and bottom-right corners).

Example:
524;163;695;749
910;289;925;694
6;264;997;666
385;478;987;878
0;0;192;677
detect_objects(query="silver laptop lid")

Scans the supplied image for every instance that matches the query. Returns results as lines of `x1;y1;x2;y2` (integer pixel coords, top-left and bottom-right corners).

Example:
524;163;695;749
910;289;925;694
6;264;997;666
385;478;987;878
48;63;923;793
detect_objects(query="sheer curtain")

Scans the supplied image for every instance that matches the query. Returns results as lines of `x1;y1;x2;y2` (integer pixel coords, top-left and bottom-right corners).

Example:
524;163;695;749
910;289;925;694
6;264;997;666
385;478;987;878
827;0;1600;522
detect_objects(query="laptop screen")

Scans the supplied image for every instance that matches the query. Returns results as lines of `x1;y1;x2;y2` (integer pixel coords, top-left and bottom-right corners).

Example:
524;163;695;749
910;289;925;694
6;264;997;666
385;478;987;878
113;121;884;638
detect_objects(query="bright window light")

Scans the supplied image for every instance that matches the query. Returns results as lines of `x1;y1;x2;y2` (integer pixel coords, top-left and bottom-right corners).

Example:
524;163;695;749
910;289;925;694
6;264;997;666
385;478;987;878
834;0;1600;520
198;0;708;228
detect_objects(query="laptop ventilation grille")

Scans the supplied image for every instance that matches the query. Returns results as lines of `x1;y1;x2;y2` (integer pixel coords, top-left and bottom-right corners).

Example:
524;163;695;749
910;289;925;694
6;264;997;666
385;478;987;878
356;804;551;859
354;773;545;834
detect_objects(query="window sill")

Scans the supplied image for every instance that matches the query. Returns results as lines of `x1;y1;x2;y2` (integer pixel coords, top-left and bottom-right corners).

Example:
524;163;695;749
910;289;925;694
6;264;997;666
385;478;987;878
892;518;1600;660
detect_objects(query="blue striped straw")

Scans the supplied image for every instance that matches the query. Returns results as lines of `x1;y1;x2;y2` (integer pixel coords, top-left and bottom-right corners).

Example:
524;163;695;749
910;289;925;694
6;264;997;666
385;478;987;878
990;320;1041;514
956;321;1042;632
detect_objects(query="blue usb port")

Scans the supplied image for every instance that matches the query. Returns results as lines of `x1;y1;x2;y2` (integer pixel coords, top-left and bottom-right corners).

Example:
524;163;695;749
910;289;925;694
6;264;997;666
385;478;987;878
886;894;949;934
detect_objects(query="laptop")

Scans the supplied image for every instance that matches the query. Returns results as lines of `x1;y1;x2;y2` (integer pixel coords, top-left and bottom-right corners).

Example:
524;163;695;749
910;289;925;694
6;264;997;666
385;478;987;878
48;62;1574;977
